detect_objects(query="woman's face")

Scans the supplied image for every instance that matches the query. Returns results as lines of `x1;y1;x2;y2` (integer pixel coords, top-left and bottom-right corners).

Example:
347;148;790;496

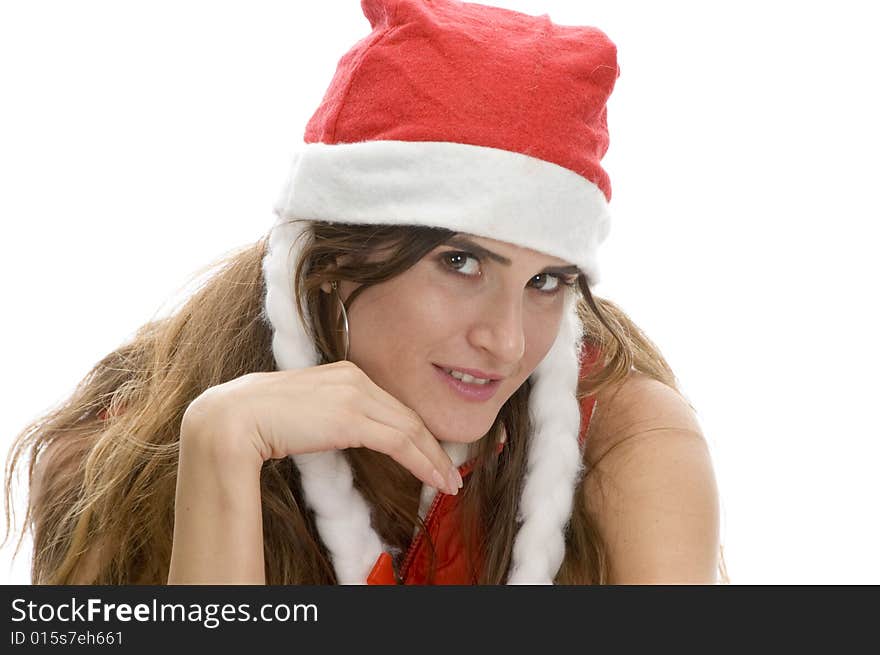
329;233;580;444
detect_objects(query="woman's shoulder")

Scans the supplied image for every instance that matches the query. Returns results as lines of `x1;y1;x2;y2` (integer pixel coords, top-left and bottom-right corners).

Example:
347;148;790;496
581;370;721;583
584;369;704;465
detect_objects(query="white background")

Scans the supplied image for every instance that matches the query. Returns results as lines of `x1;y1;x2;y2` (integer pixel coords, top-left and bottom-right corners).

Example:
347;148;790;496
2;0;878;584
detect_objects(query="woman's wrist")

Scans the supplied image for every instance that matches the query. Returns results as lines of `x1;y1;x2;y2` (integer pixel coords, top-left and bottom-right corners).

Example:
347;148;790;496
181;395;266;470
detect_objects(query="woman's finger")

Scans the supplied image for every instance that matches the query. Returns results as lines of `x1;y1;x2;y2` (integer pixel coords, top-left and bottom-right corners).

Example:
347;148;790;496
352;415;459;495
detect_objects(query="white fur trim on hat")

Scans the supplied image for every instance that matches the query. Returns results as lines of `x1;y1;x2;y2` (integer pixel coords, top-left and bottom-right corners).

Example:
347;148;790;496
274;140;610;286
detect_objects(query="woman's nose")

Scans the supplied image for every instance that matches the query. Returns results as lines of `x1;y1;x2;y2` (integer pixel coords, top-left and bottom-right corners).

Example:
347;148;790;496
468;296;526;365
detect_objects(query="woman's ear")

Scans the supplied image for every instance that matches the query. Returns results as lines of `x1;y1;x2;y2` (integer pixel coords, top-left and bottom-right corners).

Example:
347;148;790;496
320;254;353;294
319;260;336;294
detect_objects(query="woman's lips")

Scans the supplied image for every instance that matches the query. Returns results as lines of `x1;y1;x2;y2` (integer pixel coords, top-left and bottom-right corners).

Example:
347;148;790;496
432;364;501;402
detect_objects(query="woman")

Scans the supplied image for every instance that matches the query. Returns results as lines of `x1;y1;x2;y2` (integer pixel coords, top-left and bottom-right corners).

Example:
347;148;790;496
3;0;725;584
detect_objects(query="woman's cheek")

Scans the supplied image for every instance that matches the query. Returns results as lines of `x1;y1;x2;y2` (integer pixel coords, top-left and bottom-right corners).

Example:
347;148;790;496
420;273;480;318
524;311;563;365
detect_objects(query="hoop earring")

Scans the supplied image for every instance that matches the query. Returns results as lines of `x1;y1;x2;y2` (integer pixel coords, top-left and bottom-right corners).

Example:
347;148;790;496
331;280;350;361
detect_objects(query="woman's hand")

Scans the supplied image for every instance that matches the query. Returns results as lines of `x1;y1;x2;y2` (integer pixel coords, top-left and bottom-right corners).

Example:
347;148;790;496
182;360;463;495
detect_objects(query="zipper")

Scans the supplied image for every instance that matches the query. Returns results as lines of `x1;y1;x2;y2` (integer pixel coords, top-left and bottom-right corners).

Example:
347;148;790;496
397;438;507;583
397;479;447;583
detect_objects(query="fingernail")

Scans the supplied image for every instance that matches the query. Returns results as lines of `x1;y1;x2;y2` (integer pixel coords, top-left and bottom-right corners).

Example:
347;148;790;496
447;470;461;495
432;469;447;491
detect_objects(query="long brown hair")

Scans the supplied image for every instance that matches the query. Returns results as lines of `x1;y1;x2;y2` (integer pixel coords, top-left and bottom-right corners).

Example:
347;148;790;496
3;219;729;584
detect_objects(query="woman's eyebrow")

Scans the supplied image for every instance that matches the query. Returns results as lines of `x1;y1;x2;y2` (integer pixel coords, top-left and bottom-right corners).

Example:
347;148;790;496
444;237;580;276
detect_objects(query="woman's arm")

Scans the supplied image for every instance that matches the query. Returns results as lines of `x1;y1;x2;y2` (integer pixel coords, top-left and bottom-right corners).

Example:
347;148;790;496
166;362;460;585
167;413;266;585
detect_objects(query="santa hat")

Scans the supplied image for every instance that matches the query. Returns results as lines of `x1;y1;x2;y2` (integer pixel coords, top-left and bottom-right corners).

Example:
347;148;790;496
262;0;619;584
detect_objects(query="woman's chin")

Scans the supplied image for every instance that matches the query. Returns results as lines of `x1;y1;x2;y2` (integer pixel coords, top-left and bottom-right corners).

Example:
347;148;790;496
426;416;495;444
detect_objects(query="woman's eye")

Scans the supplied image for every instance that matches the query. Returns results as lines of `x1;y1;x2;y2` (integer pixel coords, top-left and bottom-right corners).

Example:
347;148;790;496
531;273;560;293
530;273;577;295
440;251;482;276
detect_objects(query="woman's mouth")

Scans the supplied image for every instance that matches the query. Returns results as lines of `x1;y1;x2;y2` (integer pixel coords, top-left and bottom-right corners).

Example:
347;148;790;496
432;364;502;402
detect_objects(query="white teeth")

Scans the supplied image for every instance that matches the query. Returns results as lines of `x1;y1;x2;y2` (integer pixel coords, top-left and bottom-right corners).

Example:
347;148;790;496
444;368;492;385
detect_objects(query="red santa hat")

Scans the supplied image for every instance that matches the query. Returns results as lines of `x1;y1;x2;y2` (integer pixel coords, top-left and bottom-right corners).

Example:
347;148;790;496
263;0;619;584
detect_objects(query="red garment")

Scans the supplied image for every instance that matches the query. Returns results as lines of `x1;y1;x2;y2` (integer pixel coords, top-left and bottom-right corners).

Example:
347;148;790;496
368;344;602;585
